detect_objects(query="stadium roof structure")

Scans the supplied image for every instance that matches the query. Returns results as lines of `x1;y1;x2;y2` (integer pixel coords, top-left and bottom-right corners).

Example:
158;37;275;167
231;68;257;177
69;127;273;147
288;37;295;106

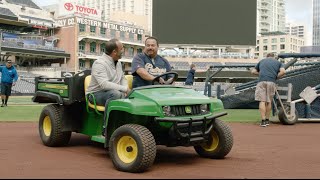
6;0;40;10
1;46;70;59
0;7;18;21
19;15;54;24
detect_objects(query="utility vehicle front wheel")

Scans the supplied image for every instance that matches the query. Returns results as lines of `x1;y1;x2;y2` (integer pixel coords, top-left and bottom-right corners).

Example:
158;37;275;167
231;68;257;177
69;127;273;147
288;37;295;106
194;119;233;159
109;124;156;173
39;104;71;147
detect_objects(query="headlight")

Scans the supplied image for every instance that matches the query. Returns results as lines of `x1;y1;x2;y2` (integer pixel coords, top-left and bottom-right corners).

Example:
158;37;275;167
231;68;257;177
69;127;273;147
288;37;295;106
200;104;210;114
162;106;175;116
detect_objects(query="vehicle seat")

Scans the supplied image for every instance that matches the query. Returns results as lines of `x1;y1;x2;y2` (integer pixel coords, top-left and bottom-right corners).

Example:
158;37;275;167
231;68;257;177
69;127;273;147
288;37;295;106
84;75;105;113
84;74;133;114
125;74;133;90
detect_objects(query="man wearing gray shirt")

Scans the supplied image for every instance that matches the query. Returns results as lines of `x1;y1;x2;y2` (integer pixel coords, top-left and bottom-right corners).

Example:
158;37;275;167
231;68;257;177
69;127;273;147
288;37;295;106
86;39;131;112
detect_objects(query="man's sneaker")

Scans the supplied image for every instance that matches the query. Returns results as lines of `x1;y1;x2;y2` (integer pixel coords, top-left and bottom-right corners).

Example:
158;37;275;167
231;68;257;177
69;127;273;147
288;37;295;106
260;120;267;127
0;104;4;107
265;119;270;126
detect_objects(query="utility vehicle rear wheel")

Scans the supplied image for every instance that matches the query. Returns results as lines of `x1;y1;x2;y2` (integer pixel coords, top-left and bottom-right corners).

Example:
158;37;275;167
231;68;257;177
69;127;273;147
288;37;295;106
109;124;156;173
194;119;233;159
39;104;71;147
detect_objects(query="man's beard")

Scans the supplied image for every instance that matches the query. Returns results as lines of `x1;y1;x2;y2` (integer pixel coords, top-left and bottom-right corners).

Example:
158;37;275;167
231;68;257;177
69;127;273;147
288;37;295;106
147;50;155;57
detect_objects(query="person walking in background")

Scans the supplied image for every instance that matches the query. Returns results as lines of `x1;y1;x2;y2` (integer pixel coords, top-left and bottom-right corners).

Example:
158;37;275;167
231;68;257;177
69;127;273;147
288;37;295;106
0;60;18;107
251;53;286;127
185;63;196;86
131;36;174;88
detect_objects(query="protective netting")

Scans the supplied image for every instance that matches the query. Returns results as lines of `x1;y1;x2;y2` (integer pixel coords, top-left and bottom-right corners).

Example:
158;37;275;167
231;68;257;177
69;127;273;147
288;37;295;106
220;64;320;117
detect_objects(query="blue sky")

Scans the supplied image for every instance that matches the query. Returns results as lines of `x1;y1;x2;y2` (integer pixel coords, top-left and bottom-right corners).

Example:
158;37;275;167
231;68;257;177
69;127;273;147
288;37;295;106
285;0;313;45
33;0;313;44
34;0;57;6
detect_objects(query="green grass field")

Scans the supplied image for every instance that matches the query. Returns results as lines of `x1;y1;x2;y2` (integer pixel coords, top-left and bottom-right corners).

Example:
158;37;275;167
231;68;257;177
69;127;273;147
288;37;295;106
0;96;45;122
0;96;262;123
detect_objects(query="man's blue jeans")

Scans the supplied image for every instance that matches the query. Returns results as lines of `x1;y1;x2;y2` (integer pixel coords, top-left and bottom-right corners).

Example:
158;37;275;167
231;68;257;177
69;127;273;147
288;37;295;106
89;89;125;110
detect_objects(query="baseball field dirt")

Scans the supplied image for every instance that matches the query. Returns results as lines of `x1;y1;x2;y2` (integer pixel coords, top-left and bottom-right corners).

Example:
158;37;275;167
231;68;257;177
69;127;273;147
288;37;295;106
1;121;320;179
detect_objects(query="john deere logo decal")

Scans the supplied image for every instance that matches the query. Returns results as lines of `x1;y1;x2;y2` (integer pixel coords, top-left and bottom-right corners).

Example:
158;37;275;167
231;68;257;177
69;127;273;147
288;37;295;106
44;84;68;90
185;106;192;113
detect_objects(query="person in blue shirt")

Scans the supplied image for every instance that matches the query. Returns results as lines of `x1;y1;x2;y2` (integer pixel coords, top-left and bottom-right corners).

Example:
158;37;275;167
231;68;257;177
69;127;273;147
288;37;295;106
131;36;174;88
251;53;285;127
185;64;196;86
0;60;18;107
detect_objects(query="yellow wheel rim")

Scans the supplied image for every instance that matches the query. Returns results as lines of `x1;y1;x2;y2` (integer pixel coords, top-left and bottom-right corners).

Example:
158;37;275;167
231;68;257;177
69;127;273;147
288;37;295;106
117;136;138;164
202;130;219;151
43;116;52;137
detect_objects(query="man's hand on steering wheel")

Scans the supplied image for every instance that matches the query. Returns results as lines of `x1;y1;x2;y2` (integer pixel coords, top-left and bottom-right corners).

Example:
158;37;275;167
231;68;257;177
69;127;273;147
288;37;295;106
158;77;166;84
151;72;179;85
164;77;174;85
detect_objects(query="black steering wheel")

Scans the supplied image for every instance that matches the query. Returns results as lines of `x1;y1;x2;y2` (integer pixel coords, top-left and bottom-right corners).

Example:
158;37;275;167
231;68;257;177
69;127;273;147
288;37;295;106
151;71;179;85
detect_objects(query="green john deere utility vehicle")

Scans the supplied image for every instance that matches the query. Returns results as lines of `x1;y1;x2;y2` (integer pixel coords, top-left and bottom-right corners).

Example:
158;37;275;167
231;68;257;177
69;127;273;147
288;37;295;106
32;69;233;173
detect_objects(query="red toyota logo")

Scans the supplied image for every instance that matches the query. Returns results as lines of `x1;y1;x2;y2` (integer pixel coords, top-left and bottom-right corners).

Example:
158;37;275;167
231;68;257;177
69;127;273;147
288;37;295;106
64;3;74;11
